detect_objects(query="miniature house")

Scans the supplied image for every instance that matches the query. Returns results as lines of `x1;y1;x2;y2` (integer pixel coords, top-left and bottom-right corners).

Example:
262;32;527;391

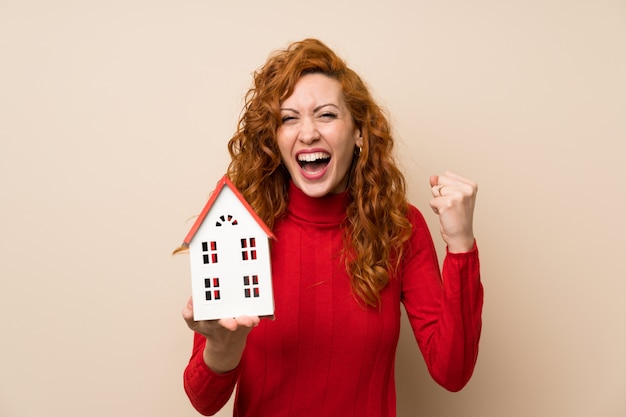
180;175;276;321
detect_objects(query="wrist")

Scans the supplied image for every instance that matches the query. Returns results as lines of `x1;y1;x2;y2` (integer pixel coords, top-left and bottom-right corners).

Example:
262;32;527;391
447;237;475;253
203;339;245;374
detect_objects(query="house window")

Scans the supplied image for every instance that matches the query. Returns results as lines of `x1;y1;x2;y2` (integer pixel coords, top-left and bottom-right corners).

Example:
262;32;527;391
241;237;257;261
201;241;218;264
215;214;238;227
204;277;221;301
243;275;260;298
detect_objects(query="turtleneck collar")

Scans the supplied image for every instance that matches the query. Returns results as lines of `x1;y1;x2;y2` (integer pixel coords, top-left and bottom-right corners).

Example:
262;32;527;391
286;181;350;226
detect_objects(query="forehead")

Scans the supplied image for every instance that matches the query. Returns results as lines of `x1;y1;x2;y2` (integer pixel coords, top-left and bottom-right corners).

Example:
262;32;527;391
281;73;344;107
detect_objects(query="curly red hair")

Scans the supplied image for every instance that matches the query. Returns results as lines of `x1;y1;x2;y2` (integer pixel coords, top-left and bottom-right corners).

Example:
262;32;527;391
227;38;412;307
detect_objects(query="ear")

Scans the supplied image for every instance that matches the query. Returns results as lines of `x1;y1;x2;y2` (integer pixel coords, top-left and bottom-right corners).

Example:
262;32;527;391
355;129;363;148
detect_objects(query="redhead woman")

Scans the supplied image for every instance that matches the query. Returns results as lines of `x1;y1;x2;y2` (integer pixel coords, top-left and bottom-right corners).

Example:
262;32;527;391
181;38;483;417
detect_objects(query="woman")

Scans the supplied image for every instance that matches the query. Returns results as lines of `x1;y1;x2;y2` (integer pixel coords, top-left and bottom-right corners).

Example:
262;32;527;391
181;38;483;417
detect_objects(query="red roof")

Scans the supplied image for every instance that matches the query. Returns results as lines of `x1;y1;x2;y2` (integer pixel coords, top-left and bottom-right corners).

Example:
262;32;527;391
182;175;276;246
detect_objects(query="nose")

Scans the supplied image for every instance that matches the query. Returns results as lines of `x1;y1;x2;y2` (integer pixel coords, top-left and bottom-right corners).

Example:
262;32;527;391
297;118;319;144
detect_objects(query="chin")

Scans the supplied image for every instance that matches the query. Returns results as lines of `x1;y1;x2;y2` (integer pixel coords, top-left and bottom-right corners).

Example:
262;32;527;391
295;178;347;197
297;183;331;198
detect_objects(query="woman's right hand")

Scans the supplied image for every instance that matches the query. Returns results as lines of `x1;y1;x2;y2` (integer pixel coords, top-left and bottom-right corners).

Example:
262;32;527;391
182;296;260;373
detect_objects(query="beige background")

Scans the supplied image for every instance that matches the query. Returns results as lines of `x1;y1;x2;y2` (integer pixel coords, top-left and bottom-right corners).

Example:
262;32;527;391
1;1;625;416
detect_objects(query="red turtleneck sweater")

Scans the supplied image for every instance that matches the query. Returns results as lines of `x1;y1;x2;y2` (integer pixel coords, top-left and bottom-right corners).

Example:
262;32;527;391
183;183;483;416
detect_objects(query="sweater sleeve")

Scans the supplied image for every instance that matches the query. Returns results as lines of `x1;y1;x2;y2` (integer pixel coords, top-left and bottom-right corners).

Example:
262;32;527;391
400;206;483;392
183;332;240;416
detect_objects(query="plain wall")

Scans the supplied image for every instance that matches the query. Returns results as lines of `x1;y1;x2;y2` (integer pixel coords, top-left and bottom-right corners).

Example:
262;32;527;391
1;1;625;416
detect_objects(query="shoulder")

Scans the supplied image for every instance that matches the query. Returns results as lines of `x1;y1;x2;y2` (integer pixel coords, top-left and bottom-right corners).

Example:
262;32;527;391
406;204;428;231
402;204;436;256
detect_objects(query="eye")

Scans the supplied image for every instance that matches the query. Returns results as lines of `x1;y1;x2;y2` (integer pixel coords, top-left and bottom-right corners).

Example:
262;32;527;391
319;112;338;120
281;115;296;124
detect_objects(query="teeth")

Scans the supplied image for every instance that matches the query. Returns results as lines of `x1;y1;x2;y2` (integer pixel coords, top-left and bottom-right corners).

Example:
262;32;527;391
297;152;330;162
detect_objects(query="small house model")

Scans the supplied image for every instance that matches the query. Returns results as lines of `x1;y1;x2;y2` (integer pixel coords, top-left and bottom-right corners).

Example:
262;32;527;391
180;175;276;321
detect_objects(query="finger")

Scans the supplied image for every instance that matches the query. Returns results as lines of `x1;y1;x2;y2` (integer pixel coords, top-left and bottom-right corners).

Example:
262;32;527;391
436;173;461;188
217;316;260;331
435;175;477;200
218;317;239;331
235;316;261;328
429;198;440;214
182;296;195;322
443;170;471;183
439;171;478;190
431;172;463;197
431;184;446;198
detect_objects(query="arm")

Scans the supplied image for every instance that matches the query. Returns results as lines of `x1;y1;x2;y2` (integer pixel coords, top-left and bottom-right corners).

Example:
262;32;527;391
401;211;483;391
183;333;240;416
401;172;483;391
182;297;259;415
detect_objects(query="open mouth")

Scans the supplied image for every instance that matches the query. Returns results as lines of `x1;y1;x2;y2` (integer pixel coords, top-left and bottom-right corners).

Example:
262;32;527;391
297;152;331;173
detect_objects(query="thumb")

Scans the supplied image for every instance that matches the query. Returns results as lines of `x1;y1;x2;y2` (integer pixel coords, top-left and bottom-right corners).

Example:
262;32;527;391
182;296;195;323
430;175;439;188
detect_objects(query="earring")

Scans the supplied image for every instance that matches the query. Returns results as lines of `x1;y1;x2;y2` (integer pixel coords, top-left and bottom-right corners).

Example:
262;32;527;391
355;146;362;157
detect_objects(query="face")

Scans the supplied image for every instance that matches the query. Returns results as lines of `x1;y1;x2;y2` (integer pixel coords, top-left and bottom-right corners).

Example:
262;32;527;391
277;73;363;197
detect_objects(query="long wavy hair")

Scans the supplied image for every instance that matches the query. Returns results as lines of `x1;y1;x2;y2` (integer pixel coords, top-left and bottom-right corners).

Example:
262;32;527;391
227;38;412;307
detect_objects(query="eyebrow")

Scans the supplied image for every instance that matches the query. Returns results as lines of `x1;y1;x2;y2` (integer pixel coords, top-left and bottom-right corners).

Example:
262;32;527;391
279;103;341;113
